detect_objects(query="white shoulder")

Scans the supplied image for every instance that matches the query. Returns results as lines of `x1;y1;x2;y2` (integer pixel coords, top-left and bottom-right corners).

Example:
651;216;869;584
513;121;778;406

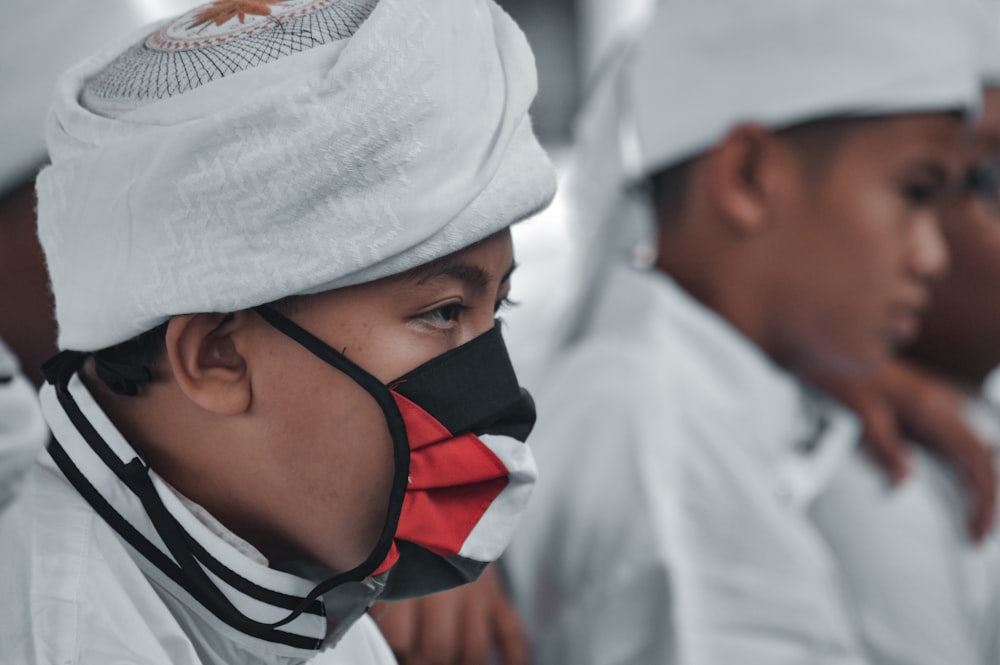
0;467;201;664
311;615;397;665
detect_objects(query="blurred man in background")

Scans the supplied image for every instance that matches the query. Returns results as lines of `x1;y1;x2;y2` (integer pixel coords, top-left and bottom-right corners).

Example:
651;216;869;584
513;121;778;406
504;0;987;662
809;81;1000;665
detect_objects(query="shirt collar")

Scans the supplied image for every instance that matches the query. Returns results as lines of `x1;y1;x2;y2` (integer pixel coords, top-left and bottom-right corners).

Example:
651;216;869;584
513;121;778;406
595;264;860;506
37;370;369;661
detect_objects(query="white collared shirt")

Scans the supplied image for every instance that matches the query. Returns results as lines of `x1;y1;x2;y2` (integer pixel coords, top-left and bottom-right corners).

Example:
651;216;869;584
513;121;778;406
810;392;1000;665
504;264;865;665
0;370;396;665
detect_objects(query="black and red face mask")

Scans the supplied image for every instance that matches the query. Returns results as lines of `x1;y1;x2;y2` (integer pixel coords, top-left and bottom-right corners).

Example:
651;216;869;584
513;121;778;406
40;305;538;644
252;305;538;600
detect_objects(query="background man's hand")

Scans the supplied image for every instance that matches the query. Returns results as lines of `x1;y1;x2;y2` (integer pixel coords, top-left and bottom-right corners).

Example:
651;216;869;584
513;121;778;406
818;360;997;543
370;565;529;665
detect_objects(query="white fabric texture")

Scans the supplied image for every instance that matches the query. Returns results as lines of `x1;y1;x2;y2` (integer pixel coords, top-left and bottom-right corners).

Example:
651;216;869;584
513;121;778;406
0;372;396;665
0;463;395;665
0;338;47;512
504;265;865;665
37;0;556;352
978;0;1000;84
810;397;1000;665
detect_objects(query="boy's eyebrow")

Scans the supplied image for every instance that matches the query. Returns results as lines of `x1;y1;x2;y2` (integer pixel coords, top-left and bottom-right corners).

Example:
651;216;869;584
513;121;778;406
408;259;518;290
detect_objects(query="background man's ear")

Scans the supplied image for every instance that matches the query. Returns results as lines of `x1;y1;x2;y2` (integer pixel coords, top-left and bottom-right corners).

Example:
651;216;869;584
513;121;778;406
704;123;789;234
165;312;252;416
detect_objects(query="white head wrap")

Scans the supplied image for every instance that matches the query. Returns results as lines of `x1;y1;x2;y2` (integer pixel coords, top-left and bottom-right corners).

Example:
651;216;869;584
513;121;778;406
37;0;556;352
625;0;984;178
559;0;985;343
0;0;200;194
977;0;1000;85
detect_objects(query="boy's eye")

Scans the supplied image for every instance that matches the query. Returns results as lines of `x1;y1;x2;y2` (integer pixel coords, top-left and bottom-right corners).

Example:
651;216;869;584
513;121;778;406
422;303;468;326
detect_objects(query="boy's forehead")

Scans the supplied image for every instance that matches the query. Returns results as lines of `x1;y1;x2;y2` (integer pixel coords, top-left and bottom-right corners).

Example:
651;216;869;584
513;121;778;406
398;232;516;288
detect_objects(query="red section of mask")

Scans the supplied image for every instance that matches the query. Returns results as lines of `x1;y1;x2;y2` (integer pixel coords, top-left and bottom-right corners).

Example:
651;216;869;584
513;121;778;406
372;391;510;575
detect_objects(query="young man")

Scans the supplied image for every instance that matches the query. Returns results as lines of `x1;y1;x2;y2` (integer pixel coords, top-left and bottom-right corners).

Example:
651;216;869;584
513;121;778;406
0;0;555;663
503;1;984;662
809;83;1000;665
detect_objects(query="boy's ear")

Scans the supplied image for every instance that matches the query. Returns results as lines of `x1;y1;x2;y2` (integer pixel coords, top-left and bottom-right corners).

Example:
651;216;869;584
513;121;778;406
164;312;252;416
704;123;789;234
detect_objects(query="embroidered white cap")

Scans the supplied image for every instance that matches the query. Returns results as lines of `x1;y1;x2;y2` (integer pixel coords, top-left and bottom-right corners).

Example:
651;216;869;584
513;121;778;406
37;0;556;351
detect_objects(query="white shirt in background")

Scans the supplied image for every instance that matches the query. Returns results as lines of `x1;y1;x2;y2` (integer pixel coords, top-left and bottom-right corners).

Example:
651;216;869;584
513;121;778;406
811;394;1000;665
504;264;865;665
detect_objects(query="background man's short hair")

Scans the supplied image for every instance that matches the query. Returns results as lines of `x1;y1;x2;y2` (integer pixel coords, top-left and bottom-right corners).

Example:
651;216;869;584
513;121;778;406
91;297;300;396
649;115;876;225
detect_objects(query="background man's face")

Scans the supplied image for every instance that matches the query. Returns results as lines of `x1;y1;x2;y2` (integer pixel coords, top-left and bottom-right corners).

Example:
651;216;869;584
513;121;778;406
904;89;1000;384
770;113;964;380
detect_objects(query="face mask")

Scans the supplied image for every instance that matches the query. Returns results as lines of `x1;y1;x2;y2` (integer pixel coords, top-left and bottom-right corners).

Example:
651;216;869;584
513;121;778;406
252;305;538;601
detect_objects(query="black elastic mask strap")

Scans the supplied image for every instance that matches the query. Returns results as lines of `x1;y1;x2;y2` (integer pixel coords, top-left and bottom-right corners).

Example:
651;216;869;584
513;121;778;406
251;305;410;610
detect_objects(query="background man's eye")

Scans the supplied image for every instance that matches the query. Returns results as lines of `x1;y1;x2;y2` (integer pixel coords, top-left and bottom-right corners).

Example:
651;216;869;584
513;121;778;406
964;164;1000;206
903;183;937;205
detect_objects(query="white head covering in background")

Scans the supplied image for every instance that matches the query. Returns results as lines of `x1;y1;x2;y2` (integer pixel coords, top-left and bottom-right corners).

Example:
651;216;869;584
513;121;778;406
37;0;556;352
560;0;986;343
977;0;1000;85
0;0;200;194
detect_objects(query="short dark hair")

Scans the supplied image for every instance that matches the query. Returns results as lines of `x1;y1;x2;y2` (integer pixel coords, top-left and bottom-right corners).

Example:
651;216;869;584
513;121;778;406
649;115;866;225
92;296;301;396
91;321;169;396
649;157;695;225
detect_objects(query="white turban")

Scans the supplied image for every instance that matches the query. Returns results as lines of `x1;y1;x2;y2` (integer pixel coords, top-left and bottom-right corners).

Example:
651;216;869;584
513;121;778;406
977;0;1000;85
624;0;985;178
560;0;985;342
37;0;556;352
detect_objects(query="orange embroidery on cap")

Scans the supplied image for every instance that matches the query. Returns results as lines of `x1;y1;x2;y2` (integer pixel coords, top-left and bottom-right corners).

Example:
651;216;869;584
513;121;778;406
188;0;286;30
